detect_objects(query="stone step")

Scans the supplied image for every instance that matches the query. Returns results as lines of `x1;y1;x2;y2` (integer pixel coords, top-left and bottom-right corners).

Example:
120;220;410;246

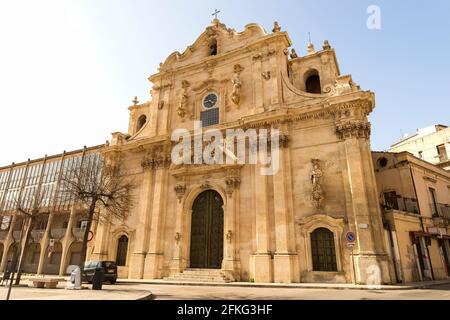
170;274;228;281
163;268;232;283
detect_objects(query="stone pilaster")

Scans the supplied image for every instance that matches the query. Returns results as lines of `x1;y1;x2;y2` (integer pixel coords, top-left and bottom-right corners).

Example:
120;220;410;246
335;115;391;284
144;158;169;279
129;160;155;279
272;128;299;283
250;163;273;283
169;182;186;275
222;171;241;280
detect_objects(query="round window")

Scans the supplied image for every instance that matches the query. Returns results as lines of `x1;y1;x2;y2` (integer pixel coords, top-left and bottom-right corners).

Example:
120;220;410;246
378;157;388;168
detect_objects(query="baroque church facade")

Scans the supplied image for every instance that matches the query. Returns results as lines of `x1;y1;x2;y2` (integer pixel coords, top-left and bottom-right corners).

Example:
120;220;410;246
89;19;393;284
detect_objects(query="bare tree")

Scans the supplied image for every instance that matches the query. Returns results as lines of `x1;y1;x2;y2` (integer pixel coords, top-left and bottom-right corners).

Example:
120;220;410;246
61;159;133;271
6;188;49;285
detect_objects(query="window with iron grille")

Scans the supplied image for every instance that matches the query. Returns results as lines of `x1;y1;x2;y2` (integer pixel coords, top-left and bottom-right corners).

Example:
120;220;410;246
311;227;337;272
200;108;219;127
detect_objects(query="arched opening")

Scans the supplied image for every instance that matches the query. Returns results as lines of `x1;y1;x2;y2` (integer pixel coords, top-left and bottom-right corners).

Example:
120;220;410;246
311;227;337;271
47;242;62;275
5;243;18;273
0;243;4;267
305;70;322;94
23;243;40;273
116;235;129;266
68;242;82;268
209;39;217;56
136;115;147;132
190;190;223;269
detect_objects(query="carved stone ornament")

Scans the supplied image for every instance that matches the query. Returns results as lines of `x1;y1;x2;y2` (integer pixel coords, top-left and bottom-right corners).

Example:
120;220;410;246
225;177;241;196
290;49;298;59
335;120;371;140
177;93;188;119
141;146;171;170
226;230;233;243
174;232;182;245
262;71;271;80
311;159;324;210
174;184;186;202
272;21;281;33
230;64;243;105
279;131;290;148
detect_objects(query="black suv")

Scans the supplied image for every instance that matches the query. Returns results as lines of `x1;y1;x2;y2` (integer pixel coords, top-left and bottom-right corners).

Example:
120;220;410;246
83;260;118;284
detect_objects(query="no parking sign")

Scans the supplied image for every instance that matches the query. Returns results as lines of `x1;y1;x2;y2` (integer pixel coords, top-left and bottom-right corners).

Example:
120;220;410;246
345;231;356;247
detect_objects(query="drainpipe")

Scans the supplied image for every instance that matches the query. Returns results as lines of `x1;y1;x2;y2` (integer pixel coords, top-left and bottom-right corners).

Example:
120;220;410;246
409;165;435;280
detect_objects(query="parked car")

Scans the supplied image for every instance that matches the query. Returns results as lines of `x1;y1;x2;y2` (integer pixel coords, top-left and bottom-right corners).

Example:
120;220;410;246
82;260;118;284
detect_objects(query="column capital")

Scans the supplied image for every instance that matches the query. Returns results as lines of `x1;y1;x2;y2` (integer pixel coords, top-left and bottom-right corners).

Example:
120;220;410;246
335;119;371;140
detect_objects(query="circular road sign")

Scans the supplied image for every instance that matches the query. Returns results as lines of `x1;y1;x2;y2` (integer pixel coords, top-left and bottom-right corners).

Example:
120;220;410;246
345;231;356;243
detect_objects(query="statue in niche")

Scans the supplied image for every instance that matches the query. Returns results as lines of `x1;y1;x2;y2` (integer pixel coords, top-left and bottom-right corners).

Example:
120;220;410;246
177;80;190;120
231;75;241;105
311;159;324;209
230;64;243;105
177;92;188;119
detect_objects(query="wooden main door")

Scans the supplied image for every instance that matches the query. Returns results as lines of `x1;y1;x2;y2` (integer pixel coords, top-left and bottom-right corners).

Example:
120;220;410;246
190;190;224;269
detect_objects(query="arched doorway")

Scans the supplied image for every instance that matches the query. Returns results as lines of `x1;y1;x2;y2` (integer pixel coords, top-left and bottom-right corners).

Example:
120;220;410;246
116;235;128;266
190;190;224;269
311;227;337;272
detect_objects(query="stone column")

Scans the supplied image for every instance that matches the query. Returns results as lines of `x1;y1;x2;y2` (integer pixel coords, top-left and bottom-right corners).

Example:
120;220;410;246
272;129;299;283
0;215;18;272
59;206;76;276
222;173;241;280
250;163;273;283
37;212;54;275
336;117;391;284
169;182;186;275
144;159;169;279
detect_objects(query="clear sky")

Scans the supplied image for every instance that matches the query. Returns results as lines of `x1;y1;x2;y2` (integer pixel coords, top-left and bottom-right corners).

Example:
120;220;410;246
0;0;449;165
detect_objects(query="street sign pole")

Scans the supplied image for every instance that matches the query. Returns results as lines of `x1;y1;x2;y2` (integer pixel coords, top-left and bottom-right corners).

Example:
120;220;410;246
351;245;356;285
345;231;357;285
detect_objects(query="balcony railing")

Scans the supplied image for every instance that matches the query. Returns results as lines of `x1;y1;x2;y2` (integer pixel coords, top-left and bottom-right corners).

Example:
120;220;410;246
431;203;450;220
50;228;67;240
385;196;420;214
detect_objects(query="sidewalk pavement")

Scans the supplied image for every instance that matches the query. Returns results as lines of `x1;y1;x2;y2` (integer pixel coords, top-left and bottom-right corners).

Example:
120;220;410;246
117;278;450;290
0;279;152;300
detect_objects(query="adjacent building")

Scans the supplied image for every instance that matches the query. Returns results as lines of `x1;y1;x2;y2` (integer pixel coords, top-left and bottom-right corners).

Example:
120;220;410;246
372;151;450;282
0;146;103;276
389;125;450;171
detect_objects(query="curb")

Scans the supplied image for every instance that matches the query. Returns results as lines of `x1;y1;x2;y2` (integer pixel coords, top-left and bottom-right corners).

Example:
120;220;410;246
118;280;450;291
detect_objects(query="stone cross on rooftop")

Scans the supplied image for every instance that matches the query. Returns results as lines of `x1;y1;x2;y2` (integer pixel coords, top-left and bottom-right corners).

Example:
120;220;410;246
212;9;220;20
